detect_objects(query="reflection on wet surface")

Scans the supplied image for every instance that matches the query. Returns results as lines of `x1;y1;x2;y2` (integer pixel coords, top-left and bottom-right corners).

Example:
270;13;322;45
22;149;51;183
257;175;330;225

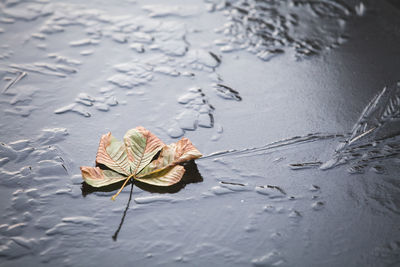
0;0;400;266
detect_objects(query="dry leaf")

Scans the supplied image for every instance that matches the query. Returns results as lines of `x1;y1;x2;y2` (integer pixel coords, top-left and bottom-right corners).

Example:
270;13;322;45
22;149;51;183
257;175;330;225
80;126;202;200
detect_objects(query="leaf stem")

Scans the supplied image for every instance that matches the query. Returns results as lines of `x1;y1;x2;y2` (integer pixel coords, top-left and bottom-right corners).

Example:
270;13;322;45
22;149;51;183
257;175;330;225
111;174;134;201
112;182;134;241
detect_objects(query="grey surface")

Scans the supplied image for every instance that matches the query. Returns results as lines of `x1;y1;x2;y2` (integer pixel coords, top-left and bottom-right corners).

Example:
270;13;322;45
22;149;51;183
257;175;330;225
0;0;399;266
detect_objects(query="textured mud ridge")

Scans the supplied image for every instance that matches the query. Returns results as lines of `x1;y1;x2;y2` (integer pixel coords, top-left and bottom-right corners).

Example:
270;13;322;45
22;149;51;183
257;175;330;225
0;127;327;264
206;0;364;60
202;132;343;159
280;81;400;175
166;87;215;138
0;128;79;261
0;0;229;138
321;82;400;174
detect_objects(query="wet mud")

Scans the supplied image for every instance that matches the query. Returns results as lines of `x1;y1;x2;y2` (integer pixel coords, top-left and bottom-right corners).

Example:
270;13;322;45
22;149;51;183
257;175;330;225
0;0;400;266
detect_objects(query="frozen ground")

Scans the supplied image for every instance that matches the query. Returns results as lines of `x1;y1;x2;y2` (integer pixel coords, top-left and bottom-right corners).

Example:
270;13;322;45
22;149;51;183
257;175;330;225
0;0;399;266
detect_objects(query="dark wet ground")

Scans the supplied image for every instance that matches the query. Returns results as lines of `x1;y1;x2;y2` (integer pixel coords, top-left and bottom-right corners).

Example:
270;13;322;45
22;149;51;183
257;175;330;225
0;0;400;266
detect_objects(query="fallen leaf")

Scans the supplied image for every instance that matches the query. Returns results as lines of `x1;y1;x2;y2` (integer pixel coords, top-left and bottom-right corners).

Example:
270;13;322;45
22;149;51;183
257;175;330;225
136;138;202;185
80;126;202;200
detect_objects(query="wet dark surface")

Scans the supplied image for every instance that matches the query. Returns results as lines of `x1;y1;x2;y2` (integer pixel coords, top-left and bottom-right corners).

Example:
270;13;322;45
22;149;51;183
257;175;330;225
0;0;400;266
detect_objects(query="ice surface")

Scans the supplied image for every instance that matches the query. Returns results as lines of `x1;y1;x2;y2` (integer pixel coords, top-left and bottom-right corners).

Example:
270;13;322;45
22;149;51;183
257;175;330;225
0;0;399;266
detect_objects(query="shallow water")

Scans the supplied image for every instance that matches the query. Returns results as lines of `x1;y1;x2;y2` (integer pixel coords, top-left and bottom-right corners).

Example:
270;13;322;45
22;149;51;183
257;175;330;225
0;0;400;266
